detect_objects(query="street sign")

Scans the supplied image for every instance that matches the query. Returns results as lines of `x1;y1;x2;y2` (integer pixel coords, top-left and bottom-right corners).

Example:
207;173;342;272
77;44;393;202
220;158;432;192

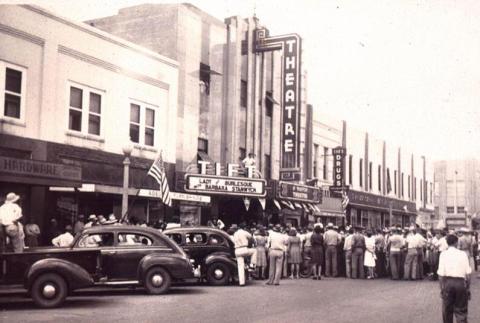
185;174;266;197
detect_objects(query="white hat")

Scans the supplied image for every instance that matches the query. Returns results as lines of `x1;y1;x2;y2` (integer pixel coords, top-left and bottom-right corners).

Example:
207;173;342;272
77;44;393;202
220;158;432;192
5;192;20;203
314;223;324;229
327;222;334;228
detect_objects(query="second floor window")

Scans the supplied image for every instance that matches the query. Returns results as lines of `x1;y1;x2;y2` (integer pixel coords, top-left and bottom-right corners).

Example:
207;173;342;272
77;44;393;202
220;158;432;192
68;84;103;136
1;62;26;121
241;80;247;108
359;158;363;187
130;102;156;146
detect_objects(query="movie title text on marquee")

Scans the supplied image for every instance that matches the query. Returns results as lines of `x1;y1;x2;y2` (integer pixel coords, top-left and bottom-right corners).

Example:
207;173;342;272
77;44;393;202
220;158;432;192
278;181;322;203
185;174;266;197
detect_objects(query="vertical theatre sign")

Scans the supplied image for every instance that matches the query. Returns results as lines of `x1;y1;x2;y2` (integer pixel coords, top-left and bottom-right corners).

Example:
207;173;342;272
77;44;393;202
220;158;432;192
254;28;302;181
331;146;346;192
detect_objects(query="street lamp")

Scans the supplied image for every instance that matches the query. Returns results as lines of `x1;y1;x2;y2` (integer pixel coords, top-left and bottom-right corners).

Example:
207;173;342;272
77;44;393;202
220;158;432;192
122;140;134;220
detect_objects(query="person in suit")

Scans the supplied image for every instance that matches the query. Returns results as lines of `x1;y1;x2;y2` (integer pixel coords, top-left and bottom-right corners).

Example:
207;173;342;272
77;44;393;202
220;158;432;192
351;226;366;279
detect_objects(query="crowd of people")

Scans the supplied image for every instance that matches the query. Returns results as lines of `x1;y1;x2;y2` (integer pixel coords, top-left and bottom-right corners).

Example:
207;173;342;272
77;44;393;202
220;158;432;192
226;221;479;284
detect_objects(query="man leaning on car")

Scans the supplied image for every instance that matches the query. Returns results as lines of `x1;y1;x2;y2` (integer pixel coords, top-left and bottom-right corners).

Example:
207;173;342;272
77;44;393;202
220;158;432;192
232;223;257;286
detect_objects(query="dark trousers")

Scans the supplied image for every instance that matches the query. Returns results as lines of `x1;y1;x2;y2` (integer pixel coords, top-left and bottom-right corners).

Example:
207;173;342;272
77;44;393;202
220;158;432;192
351;248;365;279
389;251;402;280
442;277;468;323
416;248;424;279
325;245;338;277
375;250;386;277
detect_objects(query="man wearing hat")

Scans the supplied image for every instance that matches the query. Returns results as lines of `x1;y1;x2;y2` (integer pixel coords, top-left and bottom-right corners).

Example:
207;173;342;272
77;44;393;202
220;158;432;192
387;228;405;280
266;224;287;285
0;192;24;252
84;214;98;228
232;222;257;286
351;226;366;279
457;227;475;271
242;152;256;167
404;226;419;280
324;222;340;277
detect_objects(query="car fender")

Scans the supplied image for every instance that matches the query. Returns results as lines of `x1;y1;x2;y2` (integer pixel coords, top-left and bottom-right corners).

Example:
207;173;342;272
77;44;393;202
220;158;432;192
137;253;191;282
205;252;237;269
26;258;94;291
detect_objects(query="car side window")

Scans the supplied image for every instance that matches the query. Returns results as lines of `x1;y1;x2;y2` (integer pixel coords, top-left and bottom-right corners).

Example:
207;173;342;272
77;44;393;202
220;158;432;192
166;233;183;245
77;233;114;248
118;233;154;246
208;234;224;245
186;233;207;245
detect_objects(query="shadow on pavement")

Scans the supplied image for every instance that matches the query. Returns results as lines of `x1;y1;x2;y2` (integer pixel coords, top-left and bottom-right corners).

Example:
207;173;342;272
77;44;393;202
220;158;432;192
0;298;108;311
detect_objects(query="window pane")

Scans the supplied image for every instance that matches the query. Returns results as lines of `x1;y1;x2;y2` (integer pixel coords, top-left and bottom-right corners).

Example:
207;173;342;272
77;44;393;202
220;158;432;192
70;87;83;109
130;104;140;123
145;127;154;146
69;109;82;131
145;108;155;127
4;93;20;118
89;92;101;114
88;114;101;135
5;68;22;94
130;124;140;143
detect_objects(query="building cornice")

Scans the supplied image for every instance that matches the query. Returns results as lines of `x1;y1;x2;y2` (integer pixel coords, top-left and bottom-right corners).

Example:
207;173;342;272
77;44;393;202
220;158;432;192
0;23;44;46
21;4;179;68
58;45;169;90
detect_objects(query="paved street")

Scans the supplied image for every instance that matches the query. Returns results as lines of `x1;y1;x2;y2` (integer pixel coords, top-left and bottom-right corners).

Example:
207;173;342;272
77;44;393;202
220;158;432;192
1;277;479;323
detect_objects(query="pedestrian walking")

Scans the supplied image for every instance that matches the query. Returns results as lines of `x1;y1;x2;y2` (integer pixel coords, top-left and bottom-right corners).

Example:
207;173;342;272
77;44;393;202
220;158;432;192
343;227;354;278
266;224;287;285
0;192;25;252
254;227;268;279
351;226;366;279
324;222;340;277
310;225;324;280
457;227;475;271
364;230;376;279
438;234;472;323
233;222;257;286
287;228;302;279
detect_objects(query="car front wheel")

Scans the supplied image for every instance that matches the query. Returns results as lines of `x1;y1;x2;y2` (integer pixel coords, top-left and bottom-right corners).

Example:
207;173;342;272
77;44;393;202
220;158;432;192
206;262;231;286
31;273;68;308
144;267;171;295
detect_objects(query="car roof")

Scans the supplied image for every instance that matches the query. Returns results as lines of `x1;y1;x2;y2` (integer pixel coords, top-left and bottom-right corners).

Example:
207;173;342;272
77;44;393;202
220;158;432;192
82;225;163;236
164;226;230;237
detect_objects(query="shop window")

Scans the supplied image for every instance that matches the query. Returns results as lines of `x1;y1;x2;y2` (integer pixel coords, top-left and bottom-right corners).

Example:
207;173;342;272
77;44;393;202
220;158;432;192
241;80;247;108
198;138;208;154
446;206;455;213
68;83;103;136
1;63;26;121
186;233;207;244
129;101;157;147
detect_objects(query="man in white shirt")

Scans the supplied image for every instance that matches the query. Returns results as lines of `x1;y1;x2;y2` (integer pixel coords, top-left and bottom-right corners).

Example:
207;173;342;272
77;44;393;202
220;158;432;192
404;226;419;280
242;153;256;167
266;224;287;285
0;192;24;252
232;223;257;286
343;227;354;278
52;225;74;247
437;234;472;323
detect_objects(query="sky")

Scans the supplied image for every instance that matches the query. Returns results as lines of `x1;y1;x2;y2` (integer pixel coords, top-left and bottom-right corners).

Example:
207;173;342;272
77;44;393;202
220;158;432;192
5;0;480;160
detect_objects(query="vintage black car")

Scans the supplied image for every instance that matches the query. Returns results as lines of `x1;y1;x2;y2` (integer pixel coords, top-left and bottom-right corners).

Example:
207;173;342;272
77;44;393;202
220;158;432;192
163;226;240;285
0;226;193;308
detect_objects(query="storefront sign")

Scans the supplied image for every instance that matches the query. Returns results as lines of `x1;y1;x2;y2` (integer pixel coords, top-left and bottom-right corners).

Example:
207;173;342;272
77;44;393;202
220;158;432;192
445;217;467;228
254;28;302;181
347;190;416;214
332;146;346;188
277;181;322;203
0;156;82;181
185;174;266;197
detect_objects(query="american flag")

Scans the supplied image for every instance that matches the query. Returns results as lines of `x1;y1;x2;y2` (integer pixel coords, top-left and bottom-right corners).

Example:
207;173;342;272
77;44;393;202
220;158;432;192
341;190;349;212
148;152;172;207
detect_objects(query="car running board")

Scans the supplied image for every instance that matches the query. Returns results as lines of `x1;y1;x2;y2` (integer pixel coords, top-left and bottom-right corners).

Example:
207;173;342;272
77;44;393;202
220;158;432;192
95;280;140;286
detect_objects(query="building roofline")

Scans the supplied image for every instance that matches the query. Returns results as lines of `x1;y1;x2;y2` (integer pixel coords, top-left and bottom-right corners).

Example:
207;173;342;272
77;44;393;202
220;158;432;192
20;4;179;68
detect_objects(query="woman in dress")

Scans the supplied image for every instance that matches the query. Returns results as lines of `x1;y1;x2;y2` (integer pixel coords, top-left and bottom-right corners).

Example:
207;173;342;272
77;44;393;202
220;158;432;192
254;227;268;279
364;230;376;279
287;228;302;279
310;225;324;280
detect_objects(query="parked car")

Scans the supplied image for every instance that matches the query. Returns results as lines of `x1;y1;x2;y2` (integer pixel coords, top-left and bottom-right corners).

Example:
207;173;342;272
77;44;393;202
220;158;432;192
0;226;193;308
163;226;242;285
